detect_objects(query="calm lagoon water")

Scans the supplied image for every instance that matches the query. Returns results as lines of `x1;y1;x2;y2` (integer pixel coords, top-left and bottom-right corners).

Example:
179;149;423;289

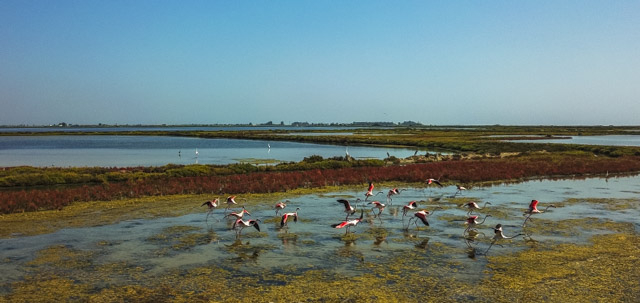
509;135;640;146
0;135;425;167
0;175;638;287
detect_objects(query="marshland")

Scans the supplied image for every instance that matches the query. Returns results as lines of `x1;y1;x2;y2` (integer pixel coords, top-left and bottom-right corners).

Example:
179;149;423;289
1;125;640;302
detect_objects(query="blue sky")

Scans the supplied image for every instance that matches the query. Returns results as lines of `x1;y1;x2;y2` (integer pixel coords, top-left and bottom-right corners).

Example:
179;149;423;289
1;1;639;126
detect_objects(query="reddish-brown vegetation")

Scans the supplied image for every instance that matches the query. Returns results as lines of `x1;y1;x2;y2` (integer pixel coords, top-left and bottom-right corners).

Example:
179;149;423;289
2;155;639;214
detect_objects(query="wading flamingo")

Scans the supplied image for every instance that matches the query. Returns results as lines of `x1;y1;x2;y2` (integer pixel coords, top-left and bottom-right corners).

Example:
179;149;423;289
485;224;524;254
201;198;219;222
462;201;491;216
331;210;364;234
463;215;492;235
336;198;360;220
280;208;300;228
232;219;261;238
522;200;556;227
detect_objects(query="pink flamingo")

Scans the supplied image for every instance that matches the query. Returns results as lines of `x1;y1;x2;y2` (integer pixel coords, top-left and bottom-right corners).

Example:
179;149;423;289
364;182;383;201
454;185;467;196
386;188;402;204
426;178;443;187
336;198;360;220
331;210;364;234
368;201;386;218
274;200;289;216
485;224;524;254
462;201;491;216
232;219;261;238
402;201;418;217
522;200;556;227
280;207;300;228
463;215;491;235
224;206;251;220
201;198;219;222
406;207;442;230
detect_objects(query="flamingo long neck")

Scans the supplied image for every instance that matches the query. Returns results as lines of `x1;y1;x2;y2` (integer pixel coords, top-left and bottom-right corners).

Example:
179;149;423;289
478;215;490;224
542;205;554;212
480;202;490;210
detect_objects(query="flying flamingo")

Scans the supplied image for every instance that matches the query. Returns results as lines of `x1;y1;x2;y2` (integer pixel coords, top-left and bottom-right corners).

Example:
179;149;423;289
522;200;556;227
280;207;300;228
386;188;402;204
406;207;442;230
462;201;491;216
224;206;251;220
274;200;289;216
426;178;443;187
463;215;492;235
485;224;524;254
402;201;418;217
232;218;261;238
201;198;219;222
364;182;383;201
368;201;386;218
336;198;360;220
331;210;364;234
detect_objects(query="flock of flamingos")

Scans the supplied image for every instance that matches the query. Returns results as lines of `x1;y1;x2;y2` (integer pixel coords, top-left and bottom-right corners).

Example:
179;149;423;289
200;179;556;255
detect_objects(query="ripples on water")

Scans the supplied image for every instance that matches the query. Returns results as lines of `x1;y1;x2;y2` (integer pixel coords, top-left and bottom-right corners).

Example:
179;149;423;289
1;175;638;287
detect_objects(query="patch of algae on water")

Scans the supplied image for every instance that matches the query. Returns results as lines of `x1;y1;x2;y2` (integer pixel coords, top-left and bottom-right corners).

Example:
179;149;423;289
478;233;640;302
3;233;639;302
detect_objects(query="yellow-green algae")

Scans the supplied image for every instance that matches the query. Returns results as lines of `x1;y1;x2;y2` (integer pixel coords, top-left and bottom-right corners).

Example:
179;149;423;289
2;232;639;302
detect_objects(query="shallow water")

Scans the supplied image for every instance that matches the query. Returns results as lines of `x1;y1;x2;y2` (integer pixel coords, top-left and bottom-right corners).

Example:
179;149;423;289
508;135;640;147
0;135;427;167
1;175;638;291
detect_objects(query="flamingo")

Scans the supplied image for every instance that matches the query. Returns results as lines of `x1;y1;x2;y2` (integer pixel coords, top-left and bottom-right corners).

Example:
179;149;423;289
232;218;261;238
386;188;402;204
463;215;492;235
331;210;364;234
485;224;524;254
522;200;556;227
454;185;467;196
224;206;251;220
224;195;241;214
336;198;359;220
280;207;300;228
364;182;383;201
406;206;444;230
402;201;418;217
274;200;289;216
201;198;219;222
426;178;443;187
368;201;385;218
462;201;491;215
